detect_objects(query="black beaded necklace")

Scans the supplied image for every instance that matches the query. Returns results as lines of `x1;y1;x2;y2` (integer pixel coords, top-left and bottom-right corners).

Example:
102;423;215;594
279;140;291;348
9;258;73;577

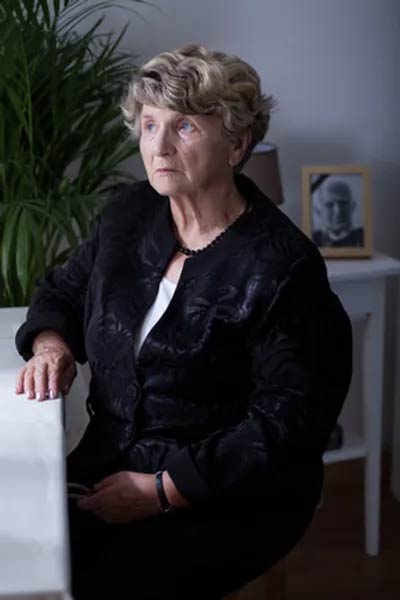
176;200;251;257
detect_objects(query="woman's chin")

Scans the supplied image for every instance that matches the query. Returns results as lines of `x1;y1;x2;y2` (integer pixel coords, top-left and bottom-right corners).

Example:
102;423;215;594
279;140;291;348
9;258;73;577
149;174;188;196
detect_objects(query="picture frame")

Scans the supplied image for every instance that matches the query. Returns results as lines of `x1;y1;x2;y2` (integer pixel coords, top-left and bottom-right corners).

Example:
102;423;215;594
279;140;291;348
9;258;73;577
301;165;373;258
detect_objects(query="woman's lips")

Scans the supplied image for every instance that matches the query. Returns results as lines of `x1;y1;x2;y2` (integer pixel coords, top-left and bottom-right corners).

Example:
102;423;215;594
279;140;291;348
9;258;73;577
155;168;176;172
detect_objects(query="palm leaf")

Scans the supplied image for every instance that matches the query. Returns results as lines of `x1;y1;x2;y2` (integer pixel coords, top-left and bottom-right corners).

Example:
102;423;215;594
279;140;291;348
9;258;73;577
1;205;21;301
0;0;148;306
16;208;31;297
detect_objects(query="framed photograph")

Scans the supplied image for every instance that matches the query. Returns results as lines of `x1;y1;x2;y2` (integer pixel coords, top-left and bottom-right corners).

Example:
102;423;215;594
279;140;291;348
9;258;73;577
301;165;373;258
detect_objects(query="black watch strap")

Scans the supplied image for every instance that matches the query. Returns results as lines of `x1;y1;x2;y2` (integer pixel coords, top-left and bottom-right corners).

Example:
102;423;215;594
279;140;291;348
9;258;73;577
155;470;176;514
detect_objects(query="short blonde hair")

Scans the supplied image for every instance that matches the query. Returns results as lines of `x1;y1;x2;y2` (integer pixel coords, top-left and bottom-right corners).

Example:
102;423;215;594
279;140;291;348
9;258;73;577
121;43;275;160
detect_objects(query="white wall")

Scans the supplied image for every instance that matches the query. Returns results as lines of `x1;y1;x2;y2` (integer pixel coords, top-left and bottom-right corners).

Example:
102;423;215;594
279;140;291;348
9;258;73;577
86;0;400;445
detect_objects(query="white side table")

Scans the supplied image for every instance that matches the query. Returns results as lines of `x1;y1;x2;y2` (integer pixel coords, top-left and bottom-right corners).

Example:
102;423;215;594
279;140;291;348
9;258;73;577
322;251;400;556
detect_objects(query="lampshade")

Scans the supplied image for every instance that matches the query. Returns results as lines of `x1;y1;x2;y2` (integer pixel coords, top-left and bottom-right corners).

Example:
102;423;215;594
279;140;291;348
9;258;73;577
241;142;284;206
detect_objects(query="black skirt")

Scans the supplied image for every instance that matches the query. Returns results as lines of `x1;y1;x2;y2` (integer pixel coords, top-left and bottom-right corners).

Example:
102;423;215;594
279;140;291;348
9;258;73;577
68;493;316;600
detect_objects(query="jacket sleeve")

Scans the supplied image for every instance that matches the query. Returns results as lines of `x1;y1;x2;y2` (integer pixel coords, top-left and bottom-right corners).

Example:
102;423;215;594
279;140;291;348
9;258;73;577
15;215;101;364
164;250;353;506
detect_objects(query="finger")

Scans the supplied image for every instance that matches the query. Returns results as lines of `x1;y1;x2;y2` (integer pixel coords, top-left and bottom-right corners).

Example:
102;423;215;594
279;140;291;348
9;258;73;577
34;362;49;401
59;362;77;395
93;475;115;491
92;508;112;523
76;490;103;509
77;489;106;511
76;499;93;511
15;367;27;394
93;506;125;524
78;499;104;513
23;366;36;400
82;488;113;510
47;362;62;399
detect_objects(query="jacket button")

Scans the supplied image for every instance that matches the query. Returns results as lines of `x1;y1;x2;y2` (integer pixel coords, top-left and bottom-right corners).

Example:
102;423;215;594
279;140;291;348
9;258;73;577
126;383;139;399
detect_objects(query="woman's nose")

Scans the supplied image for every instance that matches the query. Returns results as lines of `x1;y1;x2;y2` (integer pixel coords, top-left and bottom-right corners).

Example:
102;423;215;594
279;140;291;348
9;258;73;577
154;128;174;156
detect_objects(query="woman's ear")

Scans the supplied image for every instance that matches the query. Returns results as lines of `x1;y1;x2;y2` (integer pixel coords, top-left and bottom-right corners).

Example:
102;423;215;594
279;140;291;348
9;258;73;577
228;129;252;168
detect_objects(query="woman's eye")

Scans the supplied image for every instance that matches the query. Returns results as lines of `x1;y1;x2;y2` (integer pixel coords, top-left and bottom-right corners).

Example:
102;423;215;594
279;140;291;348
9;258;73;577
179;120;194;132
144;122;155;133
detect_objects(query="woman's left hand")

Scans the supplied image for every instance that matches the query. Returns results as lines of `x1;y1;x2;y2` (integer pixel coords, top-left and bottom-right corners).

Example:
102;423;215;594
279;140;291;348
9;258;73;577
77;471;160;523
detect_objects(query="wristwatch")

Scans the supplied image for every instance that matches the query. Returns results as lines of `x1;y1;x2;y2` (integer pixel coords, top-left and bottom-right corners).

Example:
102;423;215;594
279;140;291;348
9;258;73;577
155;470;177;514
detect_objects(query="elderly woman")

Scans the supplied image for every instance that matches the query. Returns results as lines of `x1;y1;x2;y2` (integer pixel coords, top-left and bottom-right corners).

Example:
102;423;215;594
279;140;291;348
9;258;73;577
15;44;352;599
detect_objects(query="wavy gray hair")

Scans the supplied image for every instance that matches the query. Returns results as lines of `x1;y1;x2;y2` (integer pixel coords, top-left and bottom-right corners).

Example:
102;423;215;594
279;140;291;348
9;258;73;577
121;43;275;168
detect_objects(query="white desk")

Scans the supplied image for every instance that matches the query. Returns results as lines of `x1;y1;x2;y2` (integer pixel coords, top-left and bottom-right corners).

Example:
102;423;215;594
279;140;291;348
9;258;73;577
0;308;70;599
322;251;400;556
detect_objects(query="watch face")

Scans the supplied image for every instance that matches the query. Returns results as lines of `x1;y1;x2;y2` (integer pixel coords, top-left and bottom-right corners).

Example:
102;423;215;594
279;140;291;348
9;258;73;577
163;505;177;514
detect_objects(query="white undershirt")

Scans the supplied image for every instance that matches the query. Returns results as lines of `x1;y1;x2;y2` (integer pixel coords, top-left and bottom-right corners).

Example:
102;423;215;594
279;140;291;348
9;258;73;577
133;276;177;358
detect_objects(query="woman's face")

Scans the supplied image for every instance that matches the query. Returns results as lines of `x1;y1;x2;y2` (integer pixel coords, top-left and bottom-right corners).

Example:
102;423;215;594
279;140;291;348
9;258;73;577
139;105;242;197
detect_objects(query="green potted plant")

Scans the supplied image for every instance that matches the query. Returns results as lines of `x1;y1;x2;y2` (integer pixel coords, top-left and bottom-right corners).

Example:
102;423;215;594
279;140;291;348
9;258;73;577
0;0;145;312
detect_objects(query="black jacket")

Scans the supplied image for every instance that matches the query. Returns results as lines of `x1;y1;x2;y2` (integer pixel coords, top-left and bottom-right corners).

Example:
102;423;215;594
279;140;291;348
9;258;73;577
16;174;352;511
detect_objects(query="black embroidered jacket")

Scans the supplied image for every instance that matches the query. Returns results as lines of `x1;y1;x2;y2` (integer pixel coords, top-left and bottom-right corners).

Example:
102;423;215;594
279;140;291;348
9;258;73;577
15;175;352;511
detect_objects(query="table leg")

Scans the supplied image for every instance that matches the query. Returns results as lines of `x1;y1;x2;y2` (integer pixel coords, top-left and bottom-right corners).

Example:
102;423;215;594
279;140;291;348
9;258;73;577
362;281;385;556
391;280;400;501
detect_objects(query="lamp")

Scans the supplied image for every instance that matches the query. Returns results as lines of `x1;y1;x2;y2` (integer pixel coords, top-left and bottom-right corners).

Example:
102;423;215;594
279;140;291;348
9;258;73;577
241;142;284;206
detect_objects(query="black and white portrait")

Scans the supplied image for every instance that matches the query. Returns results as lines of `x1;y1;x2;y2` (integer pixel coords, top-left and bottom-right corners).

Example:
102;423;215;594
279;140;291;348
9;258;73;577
301;165;372;258
311;174;364;248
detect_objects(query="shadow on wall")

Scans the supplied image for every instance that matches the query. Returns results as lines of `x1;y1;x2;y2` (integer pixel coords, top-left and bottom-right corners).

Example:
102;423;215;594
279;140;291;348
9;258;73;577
274;130;354;224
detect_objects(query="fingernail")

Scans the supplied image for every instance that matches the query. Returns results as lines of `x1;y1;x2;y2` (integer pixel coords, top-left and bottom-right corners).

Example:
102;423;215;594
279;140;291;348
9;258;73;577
36;392;41;401
50;389;56;399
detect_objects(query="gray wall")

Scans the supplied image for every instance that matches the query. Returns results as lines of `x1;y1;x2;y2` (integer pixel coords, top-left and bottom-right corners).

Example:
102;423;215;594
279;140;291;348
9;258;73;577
89;0;400;446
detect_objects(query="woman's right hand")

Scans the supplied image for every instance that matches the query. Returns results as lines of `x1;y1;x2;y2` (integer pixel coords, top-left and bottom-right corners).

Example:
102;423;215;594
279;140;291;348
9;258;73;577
15;330;77;401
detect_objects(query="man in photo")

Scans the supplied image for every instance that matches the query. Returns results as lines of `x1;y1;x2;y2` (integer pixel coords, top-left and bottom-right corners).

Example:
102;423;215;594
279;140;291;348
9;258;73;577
312;179;364;247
